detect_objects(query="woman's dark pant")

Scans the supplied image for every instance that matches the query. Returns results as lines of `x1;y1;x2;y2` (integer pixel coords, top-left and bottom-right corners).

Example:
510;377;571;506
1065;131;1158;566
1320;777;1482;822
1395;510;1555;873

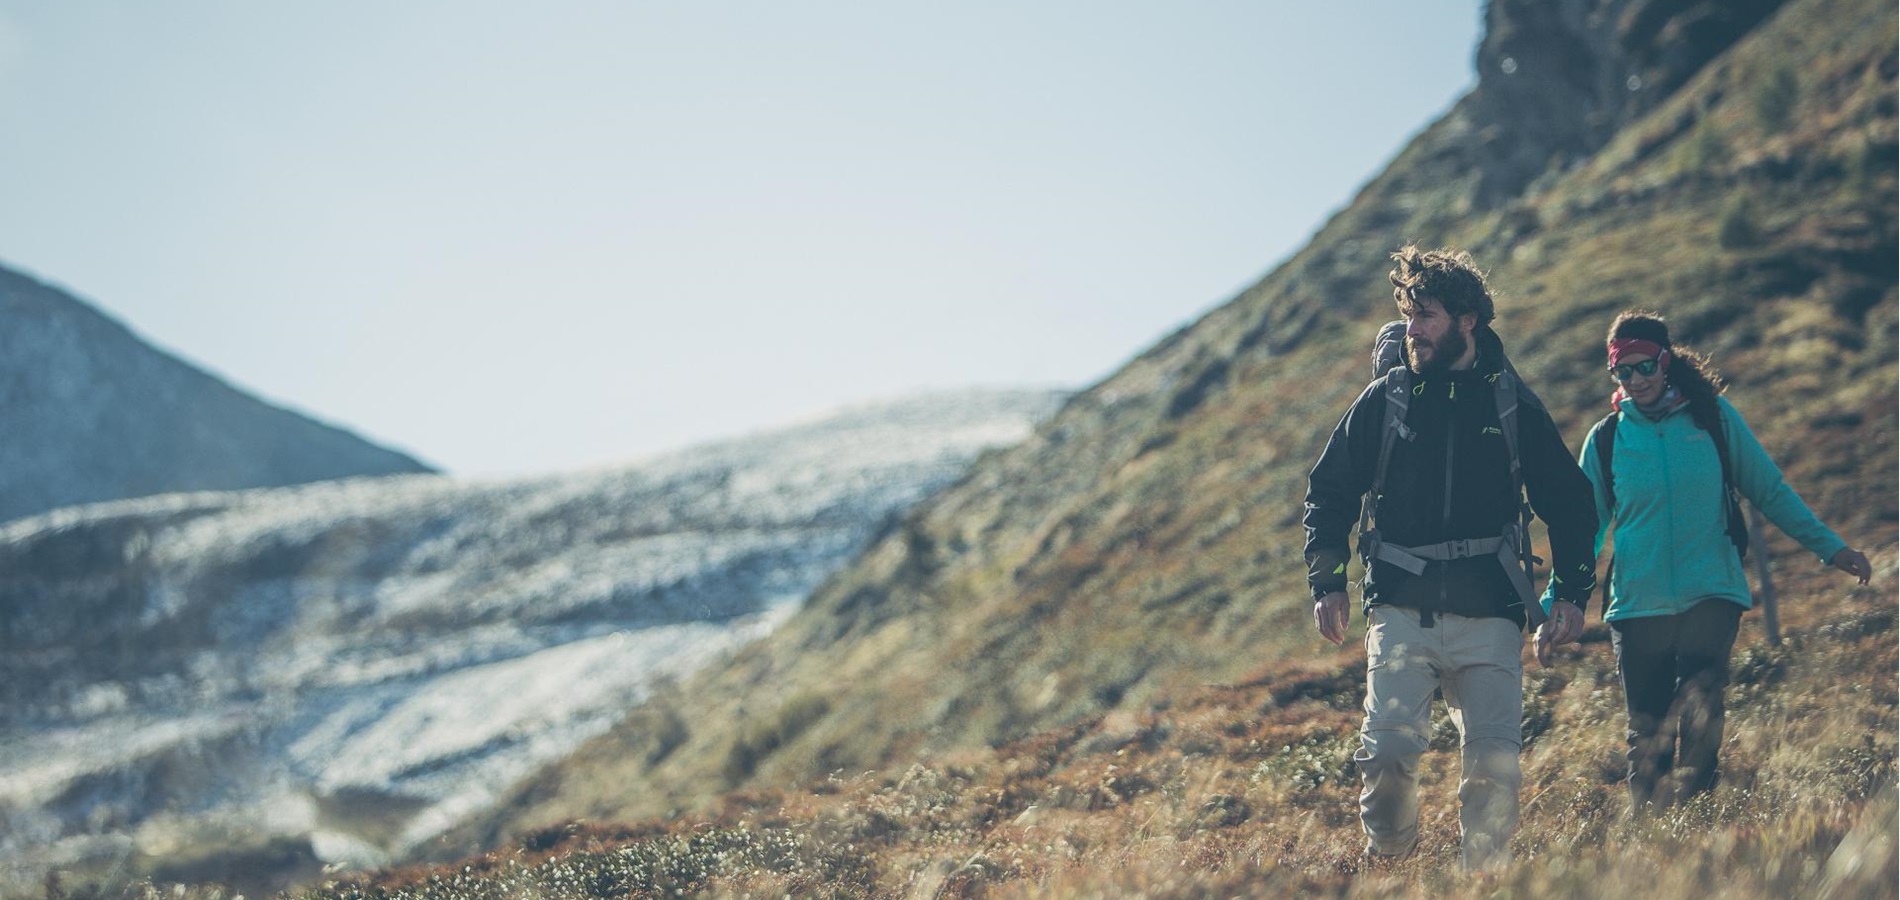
1609;598;1744;809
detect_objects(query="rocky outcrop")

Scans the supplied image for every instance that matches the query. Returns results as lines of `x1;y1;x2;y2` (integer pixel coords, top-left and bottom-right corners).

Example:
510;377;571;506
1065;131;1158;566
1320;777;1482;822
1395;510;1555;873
1468;0;1788;202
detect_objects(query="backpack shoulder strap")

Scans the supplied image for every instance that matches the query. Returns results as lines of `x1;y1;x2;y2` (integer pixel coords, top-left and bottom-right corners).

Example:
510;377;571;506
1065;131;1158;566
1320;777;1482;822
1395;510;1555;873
1490;370;1522;490
1709;404;1736;492
1371;368;1415;499
1593;412;1620;513
1708;404;1749;557
1490;369;1545;627
1359;368;1415;541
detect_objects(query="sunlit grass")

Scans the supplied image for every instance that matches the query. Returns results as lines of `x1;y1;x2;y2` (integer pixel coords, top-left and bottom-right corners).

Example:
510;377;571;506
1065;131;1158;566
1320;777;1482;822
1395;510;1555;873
137;590;1872;900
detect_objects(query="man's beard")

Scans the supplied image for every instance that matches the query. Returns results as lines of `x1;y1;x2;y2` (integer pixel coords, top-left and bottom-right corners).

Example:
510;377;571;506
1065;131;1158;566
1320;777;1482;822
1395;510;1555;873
1407;327;1469;374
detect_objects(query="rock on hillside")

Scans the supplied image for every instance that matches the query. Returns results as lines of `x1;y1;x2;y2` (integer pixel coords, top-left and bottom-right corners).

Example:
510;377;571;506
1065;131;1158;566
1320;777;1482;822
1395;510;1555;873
0;389;1060;893
0;263;432;523
467;0;1896;846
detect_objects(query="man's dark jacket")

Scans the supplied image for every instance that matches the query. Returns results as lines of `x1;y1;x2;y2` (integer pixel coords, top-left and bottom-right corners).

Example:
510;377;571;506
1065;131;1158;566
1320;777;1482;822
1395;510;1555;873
1303;326;1598;625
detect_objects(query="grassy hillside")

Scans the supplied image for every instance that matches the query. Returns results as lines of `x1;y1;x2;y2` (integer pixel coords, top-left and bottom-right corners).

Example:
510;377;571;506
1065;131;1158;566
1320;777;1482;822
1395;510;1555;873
300;594;1895;897
445;0;1894;843
74;0;1888;895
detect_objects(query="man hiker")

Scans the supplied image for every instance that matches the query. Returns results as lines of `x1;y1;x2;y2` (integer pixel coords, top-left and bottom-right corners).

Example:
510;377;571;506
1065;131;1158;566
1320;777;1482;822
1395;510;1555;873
1302;246;1599;870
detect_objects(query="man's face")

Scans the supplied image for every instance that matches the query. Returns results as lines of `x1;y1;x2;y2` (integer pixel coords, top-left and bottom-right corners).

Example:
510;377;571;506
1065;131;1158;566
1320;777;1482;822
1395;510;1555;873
1402;296;1472;373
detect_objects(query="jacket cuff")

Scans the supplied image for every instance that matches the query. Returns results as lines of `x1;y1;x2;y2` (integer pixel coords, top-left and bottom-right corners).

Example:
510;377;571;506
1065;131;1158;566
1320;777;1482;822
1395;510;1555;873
1547;563;1596;607
1307;551;1350;599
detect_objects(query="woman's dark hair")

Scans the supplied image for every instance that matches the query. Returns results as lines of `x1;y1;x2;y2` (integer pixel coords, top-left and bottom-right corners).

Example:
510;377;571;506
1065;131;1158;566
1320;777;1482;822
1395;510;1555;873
1609;309;1727;433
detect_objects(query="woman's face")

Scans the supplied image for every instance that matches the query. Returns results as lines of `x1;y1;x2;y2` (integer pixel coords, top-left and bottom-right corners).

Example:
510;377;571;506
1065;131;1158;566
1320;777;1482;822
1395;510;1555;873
1613;353;1665;406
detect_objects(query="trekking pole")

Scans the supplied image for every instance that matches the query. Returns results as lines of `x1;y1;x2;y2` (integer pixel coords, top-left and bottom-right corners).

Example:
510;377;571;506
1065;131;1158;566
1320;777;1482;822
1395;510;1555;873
1747;506;1781;646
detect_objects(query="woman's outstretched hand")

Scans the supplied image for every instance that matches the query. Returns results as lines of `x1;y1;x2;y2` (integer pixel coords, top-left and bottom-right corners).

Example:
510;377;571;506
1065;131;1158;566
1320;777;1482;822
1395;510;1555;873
1831;547;1873;585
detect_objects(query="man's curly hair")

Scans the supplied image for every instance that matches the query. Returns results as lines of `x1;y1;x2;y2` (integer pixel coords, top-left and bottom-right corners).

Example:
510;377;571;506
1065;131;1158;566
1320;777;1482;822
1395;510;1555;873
1389;245;1495;327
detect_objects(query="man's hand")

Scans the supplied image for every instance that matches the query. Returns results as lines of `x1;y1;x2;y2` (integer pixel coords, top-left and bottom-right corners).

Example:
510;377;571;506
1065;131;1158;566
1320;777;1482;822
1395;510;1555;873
1831;547;1873;585
1314;591;1351;645
1533;600;1585;667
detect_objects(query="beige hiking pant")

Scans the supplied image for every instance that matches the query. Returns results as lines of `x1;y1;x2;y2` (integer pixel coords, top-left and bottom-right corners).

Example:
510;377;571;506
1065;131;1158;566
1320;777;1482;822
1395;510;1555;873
1356;605;1524;871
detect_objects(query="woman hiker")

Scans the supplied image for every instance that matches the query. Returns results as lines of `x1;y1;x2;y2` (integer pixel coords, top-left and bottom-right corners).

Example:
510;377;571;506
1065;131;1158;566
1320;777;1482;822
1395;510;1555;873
1541;309;1873;812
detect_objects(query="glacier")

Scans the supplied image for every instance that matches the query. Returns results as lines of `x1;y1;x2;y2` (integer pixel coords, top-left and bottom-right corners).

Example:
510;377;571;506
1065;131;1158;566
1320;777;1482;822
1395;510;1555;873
0;389;1061;889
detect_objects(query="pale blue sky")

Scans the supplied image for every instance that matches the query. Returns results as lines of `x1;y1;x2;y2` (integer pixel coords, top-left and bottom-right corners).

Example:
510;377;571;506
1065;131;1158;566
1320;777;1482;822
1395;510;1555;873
0;2;1482;476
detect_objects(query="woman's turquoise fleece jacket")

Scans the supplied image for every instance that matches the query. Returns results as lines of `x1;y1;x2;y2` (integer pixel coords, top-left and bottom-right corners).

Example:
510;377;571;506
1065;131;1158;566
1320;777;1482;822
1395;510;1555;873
1541;395;1847;622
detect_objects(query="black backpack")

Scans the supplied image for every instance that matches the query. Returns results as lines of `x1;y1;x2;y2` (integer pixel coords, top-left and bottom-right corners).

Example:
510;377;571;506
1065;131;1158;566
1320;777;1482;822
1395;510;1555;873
1358;321;1547;628
1590;406;1749;610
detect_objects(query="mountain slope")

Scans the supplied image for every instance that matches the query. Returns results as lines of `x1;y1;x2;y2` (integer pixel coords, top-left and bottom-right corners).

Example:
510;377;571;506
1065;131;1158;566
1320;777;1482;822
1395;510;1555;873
0;390;1060;894
0;263;432;522
467;0;1896;850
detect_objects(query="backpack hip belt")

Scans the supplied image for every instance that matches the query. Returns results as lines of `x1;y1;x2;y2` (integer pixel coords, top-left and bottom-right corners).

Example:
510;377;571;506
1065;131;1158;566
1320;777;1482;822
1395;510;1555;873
1375;535;1508;574
1373;526;1536;606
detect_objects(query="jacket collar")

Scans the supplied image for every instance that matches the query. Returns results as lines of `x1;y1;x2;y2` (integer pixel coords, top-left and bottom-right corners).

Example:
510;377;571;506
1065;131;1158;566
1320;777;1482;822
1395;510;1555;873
1472;325;1507;376
1616;387;1690;422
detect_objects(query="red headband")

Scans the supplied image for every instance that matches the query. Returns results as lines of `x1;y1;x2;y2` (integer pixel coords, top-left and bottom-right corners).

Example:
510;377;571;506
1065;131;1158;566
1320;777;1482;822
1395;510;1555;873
1608;338;1670;370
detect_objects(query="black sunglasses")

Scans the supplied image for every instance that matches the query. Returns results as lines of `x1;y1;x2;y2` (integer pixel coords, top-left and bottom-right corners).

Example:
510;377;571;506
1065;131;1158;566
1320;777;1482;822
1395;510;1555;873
1609;359;1661;381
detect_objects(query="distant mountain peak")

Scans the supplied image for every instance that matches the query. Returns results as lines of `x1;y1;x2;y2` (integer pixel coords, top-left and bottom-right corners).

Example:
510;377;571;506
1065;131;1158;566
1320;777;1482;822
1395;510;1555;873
0;261;432;523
